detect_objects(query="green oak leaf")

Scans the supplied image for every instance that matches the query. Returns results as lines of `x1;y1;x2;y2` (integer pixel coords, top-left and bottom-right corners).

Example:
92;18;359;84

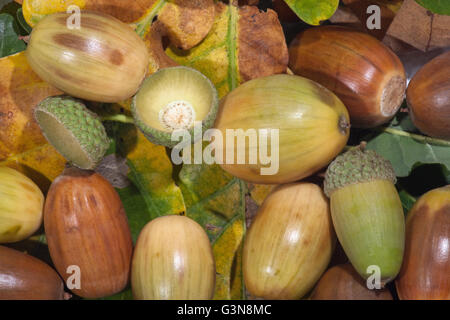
283;0;339;25
0;13;26;57
415;0;450;15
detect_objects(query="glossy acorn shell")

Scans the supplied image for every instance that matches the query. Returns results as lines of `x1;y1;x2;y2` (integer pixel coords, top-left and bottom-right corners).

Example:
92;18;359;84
407;52;450;140
131;215;215;300
26;11;149;103
214;74;350;184
0;245;65;300
243;183;336;299
44;167;133;298
396;185;450;300
0;167;44;243
330;180;405;284
289;26;406;128
310;263;393;300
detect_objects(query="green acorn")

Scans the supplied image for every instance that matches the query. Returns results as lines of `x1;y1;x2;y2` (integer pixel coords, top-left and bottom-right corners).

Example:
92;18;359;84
132;66;219;148
324;144;405;286
34;96;110;170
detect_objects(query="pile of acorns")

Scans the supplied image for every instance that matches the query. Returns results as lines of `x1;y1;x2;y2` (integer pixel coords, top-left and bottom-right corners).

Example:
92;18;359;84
0;10;449;300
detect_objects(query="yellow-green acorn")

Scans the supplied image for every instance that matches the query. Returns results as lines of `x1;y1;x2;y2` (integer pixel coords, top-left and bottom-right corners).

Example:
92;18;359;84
324;146;405;285
34;96;110;170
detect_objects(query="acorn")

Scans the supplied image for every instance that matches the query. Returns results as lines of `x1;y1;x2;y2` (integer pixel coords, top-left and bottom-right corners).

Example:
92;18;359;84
0;245;66;300
44;167;133;298
34;96;110;170
131;215;215;300
132;66;219;148
407;51;450;140
243;183;336;299
310;263;393;300
0;167;44;243
396;185;450;300
289;26;406;128
324;145;405;285
26;11;149;102
214;74;350;184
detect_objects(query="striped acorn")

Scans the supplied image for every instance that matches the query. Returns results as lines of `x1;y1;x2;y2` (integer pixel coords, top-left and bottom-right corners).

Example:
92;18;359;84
396;185;450;300
26;11;149;102
34;96;110;170
289;26;406;128
214;74;350;184
243;183;336;299
0;167;44;243
324;146;405;285
44;167;133;298
132;216;216;300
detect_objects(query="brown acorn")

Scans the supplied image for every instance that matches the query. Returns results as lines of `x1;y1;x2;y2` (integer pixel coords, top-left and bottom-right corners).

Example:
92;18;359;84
407;51;450;140
396;185;450;300
310;263;393;300
44;167;133;298
289;26;406;128
0;245;66;300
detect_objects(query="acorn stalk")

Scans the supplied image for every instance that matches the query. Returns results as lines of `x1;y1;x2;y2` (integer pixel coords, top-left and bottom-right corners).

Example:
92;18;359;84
324;146;405;284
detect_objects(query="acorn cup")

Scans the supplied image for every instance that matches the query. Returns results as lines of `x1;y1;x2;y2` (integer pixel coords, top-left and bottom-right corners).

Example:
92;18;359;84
324;145;405;285
396;185;450;300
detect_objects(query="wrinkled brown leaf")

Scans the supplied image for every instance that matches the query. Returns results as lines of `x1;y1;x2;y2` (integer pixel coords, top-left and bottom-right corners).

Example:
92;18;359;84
386;0;450;51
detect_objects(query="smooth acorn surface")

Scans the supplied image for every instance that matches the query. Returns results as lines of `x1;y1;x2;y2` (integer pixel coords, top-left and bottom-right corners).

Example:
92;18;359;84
44;167;133;298
0;167;44;243
0;245;65;300
289;26;406;128
215;74;350;184
132;215;215;300
243;183;336;299
26;11;149;102
310;263;393;300
396;185;450;300
407;52;450;140
330;180;405;284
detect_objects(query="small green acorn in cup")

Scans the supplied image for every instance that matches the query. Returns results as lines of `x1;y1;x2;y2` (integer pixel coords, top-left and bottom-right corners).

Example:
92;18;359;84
324;143;405;286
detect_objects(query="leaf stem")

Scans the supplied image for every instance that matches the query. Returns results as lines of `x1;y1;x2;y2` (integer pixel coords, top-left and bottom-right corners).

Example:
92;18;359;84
101;114;135;124
380;127;450;147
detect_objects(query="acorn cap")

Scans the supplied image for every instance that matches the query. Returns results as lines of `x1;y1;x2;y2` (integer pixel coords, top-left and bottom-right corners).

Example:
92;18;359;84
34;95;110;170
324;145;397;197
132;66;219;148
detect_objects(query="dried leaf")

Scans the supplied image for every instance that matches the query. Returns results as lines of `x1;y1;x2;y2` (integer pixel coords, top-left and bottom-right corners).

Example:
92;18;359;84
0;52;65;191
283;0;339;25
112;122;186;220
386;0;450;51
22;0;215;51
166;2;288;97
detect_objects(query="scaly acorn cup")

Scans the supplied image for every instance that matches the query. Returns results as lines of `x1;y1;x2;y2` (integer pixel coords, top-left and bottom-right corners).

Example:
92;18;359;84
34;96;110;170
0;167;44;243
324;146;405;285
132;66;219;148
